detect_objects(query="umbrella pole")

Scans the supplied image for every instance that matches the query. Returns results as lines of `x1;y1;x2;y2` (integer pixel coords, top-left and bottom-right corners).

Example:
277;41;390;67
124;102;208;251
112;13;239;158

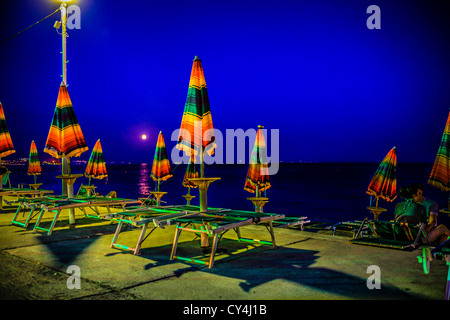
198;148;209;248
255;185;260;212
62;156;76;224
199;149;207;212
62;157;68;196
157;179;161;206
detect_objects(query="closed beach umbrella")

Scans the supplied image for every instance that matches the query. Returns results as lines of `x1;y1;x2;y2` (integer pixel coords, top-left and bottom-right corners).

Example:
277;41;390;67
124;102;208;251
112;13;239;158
0;102;15;159
176;56;219;218
27;140;41;184
366;146;397;207
44;81;88;223
244;125;271;197
44;82;88;159
183;154;199;190
0;102;15;189
151;131;173;191
85;139;108;185
428;110;450;208
176;56;216;167
428;110;450;192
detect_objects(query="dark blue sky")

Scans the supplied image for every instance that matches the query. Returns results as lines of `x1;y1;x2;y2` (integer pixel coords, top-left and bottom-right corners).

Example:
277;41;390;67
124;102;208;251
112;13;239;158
1;0;449;164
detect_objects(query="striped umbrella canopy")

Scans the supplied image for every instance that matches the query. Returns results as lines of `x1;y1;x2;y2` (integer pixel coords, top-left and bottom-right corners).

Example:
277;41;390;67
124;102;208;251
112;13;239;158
0;102;15;159
428;110;450;192
44;82;88;159
151;131;173;190
366;146;397;207
183;154;199;189
176;56;216;165
27;140;42;180
244;125;271;196
85;139;108;184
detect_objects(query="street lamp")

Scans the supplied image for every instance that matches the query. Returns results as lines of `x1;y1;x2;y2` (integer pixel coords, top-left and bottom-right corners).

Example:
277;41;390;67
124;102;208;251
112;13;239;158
54;0;74;198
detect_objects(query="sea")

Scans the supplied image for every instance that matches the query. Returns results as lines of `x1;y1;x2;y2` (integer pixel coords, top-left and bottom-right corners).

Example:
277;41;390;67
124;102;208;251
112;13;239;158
5;162;450;227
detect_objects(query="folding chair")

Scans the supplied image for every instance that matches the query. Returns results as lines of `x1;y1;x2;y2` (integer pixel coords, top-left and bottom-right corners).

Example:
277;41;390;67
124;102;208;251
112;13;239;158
10;196;66;228
169;209;285;268
351;218;427;250
106;207;199;255
33;198;140;235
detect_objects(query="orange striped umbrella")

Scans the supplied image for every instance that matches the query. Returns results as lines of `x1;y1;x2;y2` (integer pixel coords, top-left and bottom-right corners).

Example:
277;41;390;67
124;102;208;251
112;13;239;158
85;139;108;185
244;126;271;196
151;131;173;191
0;102;15;159
176;56;216;166
428;110;450;192
27;140;41;183
366;147;397;207
428;110;450;209
44;82;88;159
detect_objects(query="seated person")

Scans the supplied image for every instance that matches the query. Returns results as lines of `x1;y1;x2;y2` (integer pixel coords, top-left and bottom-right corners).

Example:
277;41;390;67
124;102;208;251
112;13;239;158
394;185;427;225
409;183;450;245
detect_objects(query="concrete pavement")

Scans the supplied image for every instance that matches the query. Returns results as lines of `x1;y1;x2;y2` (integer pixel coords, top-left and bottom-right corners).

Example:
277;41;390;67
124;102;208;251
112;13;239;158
0;198;448;301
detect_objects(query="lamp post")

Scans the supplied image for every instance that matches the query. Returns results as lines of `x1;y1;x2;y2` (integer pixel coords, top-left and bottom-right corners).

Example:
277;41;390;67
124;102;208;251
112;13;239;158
54;1;83;226
55;0;72;196
57;0;71;85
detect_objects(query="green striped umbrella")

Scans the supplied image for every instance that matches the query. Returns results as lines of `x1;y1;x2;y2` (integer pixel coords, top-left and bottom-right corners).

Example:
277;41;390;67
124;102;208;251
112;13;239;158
44;82;88;159
176;56;216;175
44;82;88;197
0;102;15;189
244;125;271;197
366;146;397;208
27;140;42;184
85;139;108;186
0;102;15;159
151;131;173;191
428;110;450;208
176;56;220;216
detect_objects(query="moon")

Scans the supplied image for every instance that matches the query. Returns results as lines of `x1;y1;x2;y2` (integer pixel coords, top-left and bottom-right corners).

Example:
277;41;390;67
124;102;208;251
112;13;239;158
141;134;147;140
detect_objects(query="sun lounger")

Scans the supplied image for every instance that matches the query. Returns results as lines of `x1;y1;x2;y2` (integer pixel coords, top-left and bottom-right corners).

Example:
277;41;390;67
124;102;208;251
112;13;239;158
169;209;285;268
10;194;113;228
104;206;203;255
0;188;54;210
271;216;310;230
182;207;308;230
351;218;427;250
10;195;68;228
102;205;230;254
327;220;368;236
32;197;140;235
